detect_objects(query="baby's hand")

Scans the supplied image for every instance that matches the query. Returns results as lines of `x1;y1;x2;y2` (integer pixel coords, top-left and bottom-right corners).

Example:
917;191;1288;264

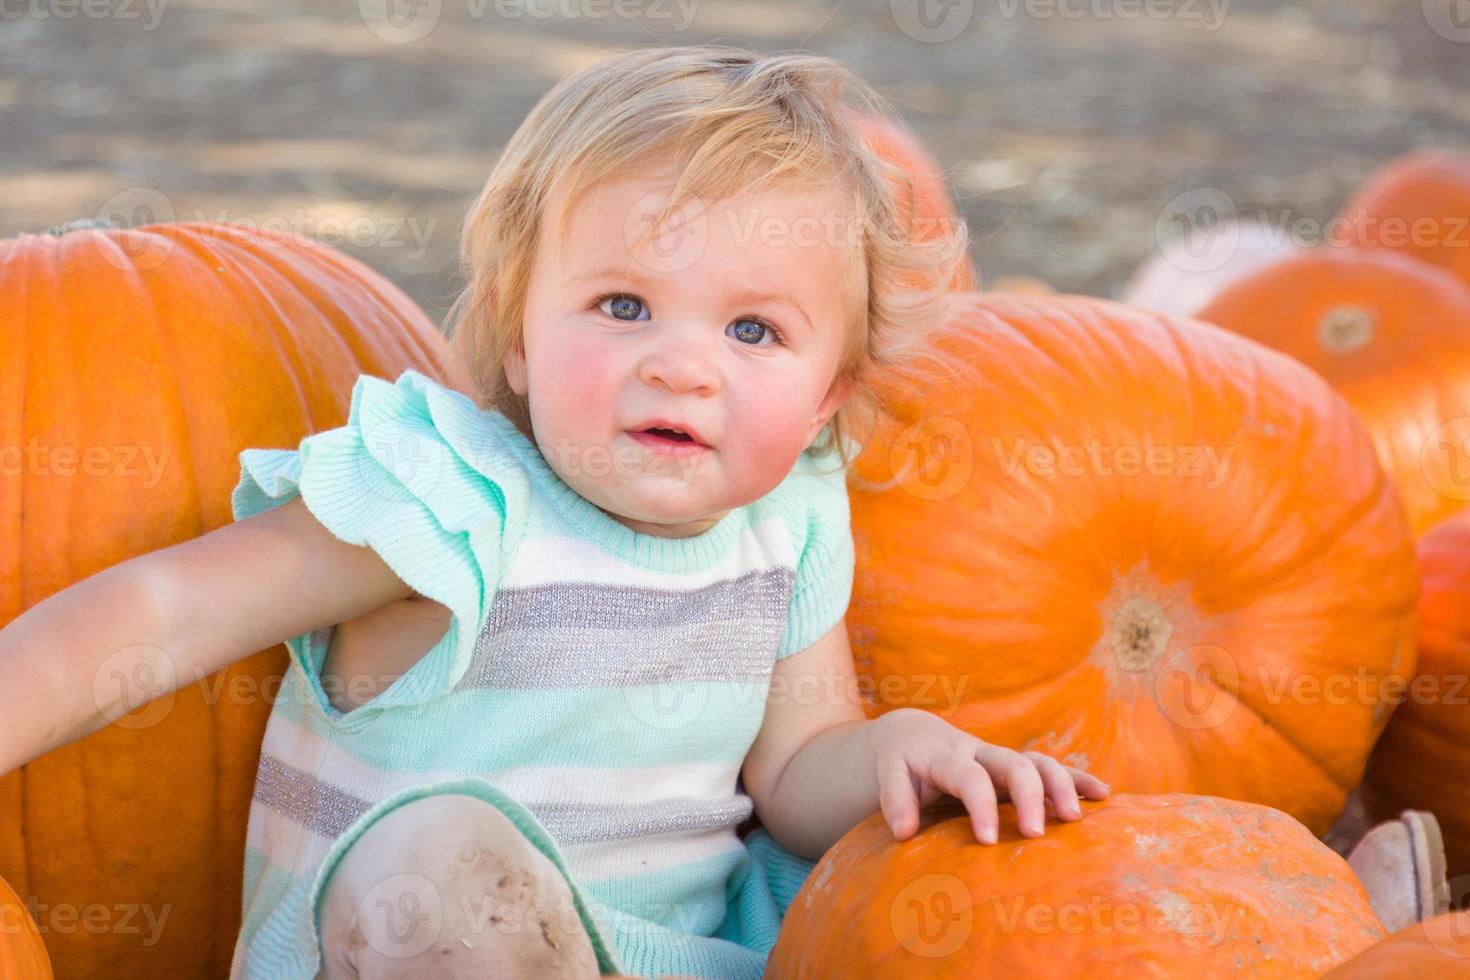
868;707;1110;845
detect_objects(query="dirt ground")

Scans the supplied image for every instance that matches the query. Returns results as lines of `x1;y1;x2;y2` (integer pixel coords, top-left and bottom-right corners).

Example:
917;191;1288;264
2;0;1467;322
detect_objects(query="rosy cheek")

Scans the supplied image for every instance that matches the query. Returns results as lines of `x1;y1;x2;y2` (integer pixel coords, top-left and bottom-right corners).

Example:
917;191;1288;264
537;327;618;416
728;373;812;452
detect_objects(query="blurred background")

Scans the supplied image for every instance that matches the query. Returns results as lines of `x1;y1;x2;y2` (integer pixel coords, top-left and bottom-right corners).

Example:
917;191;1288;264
2;0;1467;322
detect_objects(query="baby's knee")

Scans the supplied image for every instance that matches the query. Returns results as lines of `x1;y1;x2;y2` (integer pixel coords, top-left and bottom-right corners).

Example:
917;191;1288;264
318;793;600;979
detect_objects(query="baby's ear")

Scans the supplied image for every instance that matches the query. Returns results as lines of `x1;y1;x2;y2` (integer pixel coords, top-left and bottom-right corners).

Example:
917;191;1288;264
806;373;856;446
503;336;528;396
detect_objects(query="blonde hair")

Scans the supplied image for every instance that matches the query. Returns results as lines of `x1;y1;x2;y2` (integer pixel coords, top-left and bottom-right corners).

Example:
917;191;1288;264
444;44;973;472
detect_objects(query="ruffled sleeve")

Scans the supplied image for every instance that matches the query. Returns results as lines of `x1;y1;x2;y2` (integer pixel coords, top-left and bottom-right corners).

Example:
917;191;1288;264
231;369;519;718
776;441;856;660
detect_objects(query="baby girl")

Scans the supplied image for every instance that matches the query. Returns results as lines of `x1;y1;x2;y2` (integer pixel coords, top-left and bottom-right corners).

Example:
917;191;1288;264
3;43;1252;980
0;39;1451;980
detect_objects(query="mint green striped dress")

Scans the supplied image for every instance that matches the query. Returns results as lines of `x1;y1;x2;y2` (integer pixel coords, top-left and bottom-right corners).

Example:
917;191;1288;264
225;369;856;979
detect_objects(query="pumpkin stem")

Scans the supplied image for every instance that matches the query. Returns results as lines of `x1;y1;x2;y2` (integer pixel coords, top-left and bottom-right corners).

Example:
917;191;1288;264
42;217;121;236
1109;595;1173;672
1317;305;1376;354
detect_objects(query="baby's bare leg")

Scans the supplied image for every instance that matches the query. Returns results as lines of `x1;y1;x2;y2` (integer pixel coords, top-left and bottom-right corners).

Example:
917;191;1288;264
317;794;601;979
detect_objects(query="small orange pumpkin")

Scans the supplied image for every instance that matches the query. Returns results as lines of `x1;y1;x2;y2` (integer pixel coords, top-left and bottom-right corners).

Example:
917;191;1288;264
1197;245;1470;536
1362;510;1470;879
0;873;52;979
1336;150;1470;288
1322;909;1470;978
0;221;459;978
846;293;1417;834
768;793;1385;978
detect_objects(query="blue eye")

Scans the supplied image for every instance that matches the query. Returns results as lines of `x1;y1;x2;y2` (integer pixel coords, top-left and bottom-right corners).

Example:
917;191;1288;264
592;293;785;346
596;293;649;321
727;317;784;347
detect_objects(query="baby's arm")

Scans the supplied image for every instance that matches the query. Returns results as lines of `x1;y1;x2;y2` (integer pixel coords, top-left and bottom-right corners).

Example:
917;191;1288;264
0;495;415;775
321;592;451;712
742;620;1109;860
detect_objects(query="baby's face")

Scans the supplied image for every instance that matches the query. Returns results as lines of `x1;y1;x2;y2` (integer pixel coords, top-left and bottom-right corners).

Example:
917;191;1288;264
508;170;856;538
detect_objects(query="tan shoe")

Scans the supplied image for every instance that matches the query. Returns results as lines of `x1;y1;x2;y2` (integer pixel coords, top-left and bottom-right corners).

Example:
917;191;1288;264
1346;809;1451;934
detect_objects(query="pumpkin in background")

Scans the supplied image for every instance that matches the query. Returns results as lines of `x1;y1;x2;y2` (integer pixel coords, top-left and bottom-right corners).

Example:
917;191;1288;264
1337;150;1470;288
1197;246;1470;536
985;274;1055;295
0;221;460;978
769;793;1384;978
1120;216;1301;318
1362;510;1470;880
846;293;1417;835
0;872;52;979
846;108;977;292
1322;909;1470;978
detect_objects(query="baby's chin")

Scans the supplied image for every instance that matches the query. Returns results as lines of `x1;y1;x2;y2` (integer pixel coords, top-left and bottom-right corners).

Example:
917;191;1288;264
583;481;736;537
599;504;730;538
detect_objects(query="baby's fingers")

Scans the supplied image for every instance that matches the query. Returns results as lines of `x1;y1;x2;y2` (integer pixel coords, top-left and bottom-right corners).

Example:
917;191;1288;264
1024;751;1081;821
922;751;1001;844
1071;767;1111;800
977;746;1047;838
952;759;1000;844
877;760;921;841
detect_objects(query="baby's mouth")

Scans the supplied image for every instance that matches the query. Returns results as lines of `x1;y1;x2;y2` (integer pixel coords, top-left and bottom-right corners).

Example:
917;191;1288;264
643;427;694;443
628;427;712;453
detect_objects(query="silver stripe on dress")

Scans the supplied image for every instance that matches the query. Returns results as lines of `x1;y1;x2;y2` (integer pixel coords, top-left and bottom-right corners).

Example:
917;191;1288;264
453;567;795;691
532;796;756;845
253;753;371;839
252;754;755;850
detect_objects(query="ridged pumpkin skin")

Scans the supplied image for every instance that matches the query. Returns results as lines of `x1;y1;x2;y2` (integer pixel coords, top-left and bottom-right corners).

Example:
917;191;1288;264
1362;511;1470;879
1197;246;1470;536
0;872;52;979
1337;151;1470;288
1322;909;1470;978
768;793;1385;978
846;108;976;292
846;293;1417;835
0;222;458;978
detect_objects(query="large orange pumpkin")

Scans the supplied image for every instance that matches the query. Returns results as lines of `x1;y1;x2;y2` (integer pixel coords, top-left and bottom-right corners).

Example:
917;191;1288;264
768;793;1385;977
1197;245;1470;536
1362;510;1470;879
846;108;976;292
0;221;459;978
0;872;52;979
1337;150;1470;288
1322;909;1470;978
846;293;1417;835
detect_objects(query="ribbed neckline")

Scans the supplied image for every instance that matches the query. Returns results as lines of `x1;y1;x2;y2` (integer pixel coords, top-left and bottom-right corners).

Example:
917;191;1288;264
479;408;756;571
